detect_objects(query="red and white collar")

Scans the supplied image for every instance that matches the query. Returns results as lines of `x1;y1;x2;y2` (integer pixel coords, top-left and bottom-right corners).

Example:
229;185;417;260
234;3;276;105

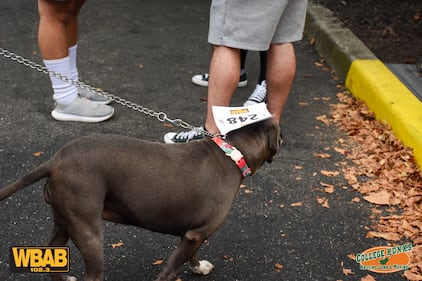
212;137;252;178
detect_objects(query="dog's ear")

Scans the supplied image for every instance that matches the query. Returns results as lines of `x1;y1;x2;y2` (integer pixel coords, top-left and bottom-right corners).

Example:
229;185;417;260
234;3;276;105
266;119;282;163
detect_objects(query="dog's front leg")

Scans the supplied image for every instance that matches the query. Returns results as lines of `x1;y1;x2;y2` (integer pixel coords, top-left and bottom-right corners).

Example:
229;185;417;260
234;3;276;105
155;231;210;281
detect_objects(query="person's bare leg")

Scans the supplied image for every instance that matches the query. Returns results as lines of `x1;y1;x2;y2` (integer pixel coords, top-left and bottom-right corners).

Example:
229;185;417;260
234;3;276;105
66;0;85;46
266;43;296;124
38;0;85;60
205;46;241;134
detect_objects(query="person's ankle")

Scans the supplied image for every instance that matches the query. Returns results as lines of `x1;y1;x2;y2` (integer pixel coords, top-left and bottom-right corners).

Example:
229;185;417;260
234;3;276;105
204;123;220;136
55;94;78;106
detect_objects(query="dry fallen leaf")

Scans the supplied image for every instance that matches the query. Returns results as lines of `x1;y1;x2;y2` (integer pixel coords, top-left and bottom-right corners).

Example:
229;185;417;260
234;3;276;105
342;268;354;275
316;114;330;126
347;253;356;261
403;270;422;281
111;242;124;249
361;274;376;281
32;151;43;157
290;202;303;207
314;153;331;159
363;190;400;205
320;182;335;194
317;197;330;208
275;263;284;270
321;170;340;177
152;259;164;266
324;185;335;194
366;231;401;241
223;254;232;260
334;147;348;155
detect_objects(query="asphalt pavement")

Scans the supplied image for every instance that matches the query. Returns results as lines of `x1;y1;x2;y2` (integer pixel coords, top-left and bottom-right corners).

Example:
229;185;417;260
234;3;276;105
0;1;409;280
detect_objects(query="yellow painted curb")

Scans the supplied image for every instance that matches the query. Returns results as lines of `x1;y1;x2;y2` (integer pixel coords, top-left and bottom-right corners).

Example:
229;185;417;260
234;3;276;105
346;59;422;166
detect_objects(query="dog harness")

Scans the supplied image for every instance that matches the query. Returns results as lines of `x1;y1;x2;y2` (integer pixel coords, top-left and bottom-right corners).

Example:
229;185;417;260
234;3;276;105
212;137;252;178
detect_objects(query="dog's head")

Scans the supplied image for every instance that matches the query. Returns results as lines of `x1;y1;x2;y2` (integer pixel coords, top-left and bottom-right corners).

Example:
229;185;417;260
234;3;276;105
225;118;282;172
263;118;282;163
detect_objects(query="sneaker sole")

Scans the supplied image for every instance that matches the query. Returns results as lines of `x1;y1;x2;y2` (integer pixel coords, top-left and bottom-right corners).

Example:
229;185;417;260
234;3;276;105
192;78;248;88
51;109;114;123
237;80;247;87
191;77;209;87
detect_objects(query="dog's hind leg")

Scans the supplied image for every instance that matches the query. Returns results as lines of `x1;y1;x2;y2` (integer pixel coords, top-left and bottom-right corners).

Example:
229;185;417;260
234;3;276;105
155;231;211;281
68;220;104;281
48;212;78;281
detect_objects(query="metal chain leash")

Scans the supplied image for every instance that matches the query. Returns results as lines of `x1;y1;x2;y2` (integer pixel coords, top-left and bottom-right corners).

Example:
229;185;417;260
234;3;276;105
0;47;216;138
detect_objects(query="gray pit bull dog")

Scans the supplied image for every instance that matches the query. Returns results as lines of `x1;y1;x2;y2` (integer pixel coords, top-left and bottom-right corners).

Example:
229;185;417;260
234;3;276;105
0;118;281;281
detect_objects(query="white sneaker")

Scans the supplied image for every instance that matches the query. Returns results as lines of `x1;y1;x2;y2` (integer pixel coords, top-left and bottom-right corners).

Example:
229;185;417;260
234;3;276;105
243;80;267;106
51;96;114;123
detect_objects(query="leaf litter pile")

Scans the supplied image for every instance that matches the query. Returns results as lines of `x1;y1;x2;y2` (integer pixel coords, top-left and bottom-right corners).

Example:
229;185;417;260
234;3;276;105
330;90;422;280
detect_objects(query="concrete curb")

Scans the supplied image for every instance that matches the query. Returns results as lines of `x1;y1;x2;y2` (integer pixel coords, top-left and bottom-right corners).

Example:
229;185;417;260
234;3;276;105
305;1;422;167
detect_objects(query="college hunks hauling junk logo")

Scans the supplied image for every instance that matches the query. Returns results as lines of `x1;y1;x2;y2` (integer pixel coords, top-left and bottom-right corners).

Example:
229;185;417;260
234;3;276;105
356;243;412;273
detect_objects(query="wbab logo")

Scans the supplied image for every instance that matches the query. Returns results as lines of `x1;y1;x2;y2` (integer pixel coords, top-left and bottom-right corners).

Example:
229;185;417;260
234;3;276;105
10;246;69;273
356;243;412;273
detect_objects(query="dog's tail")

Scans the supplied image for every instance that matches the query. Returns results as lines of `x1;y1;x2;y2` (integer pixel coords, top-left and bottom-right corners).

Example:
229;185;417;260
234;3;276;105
0;162;51;201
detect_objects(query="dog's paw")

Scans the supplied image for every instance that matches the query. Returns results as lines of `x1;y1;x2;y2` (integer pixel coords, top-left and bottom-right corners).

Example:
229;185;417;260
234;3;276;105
190;260;214;275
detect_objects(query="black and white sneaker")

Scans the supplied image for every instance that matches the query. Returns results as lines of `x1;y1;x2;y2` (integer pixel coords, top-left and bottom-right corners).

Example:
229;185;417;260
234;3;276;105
191;71;248;87
164;126;205;143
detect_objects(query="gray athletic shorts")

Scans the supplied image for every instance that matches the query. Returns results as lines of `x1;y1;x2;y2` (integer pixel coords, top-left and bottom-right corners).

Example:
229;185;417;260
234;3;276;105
208;0;308;51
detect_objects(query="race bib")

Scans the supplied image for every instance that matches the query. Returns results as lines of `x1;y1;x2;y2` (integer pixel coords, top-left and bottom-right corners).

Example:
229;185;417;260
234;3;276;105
212;103;273;135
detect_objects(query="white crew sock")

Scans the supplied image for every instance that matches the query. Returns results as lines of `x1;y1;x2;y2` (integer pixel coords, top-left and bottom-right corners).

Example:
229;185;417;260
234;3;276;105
44;57;78;105
68;44;79;81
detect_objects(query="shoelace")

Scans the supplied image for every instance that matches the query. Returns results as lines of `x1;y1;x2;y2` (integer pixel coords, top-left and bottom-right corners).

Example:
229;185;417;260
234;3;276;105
248;81;267;102
174;127;204;141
